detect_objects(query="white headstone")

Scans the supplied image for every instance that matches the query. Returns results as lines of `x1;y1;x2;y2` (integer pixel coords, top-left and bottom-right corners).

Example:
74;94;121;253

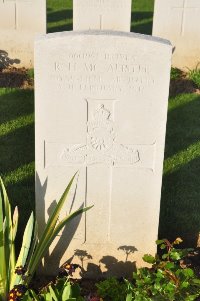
73;0;132;32
35;31;172;277
153;0;200;69
0;0;46;69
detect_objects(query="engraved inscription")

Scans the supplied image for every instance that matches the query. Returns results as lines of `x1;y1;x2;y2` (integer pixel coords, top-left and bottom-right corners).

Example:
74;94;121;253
172;0;199;36
52;52;155;94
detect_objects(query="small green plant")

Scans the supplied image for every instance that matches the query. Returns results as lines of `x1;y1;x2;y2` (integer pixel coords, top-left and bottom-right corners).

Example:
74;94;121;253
187;64;200;88
170;67;182;80
18;263;84;301
0;174;92;301
125;238;200;301
27;68;34;80
39;278;84;301
96;277;127;301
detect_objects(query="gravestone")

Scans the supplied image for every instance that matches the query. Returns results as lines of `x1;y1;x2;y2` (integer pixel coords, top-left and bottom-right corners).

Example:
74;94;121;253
73;0;132;31
35;31;172;277
0;0;46;69
153;0;200;69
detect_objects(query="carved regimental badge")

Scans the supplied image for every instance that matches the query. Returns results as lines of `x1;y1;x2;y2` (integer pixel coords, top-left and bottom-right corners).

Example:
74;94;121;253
61;103;140;166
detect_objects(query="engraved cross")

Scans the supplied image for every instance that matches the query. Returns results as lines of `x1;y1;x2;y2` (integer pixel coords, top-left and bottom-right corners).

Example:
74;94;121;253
172;0;198;36
99;15;103;30
3;0;32;30
46;99;156;242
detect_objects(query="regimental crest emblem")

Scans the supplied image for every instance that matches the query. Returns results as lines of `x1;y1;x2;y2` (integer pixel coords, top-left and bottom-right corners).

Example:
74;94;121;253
87;104;115;152
60;103;141;166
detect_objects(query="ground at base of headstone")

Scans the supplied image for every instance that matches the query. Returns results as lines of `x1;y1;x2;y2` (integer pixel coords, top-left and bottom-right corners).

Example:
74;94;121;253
31;275;98;297
170;68;200;97
0;67;34;89
28;246;200;301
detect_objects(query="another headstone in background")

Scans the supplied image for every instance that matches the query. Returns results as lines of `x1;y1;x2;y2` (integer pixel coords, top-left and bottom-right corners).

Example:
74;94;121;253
153;0;200;70
73;0;132;32
35;31;172;277
0;0;46;69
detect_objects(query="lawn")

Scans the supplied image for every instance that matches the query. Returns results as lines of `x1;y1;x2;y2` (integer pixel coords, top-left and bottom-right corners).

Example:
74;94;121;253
1;0;200;249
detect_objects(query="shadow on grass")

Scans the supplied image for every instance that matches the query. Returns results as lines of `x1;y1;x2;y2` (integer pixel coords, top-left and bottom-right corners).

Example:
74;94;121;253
165;94;200;159
0;89;34;123
47;9;72;33
159;156;200;247
131;11;153;35
6;176;35;253
0;125;34;175
0;88;35;253
47;9;72;23
48;23;72;33
159;94;200;247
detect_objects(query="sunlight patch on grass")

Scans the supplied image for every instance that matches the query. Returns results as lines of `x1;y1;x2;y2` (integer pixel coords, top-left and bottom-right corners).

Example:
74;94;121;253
3;162;35;185
164;141;200;175
168;94;199;112
132;18;153;26
0;114;34;137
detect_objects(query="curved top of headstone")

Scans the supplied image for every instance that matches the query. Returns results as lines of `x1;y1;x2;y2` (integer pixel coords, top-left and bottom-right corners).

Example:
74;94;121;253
35;30;172;47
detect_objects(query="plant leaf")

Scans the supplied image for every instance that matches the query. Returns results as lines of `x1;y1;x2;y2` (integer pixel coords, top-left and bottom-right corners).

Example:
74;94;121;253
143;254;156;264
12;207;19;241
126;293;132;301
28;173;77;278
49;285;58;301
62;282;71;301
0;177;12;293
0;186;6;296
10;212;34;288
29;206;93;278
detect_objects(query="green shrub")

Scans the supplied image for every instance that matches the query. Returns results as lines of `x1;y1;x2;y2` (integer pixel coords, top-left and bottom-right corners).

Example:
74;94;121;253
187;64;200;88
27;68;34;80
96;277;127;301
170;68;182;80
30;276;84;301
125;238;200;301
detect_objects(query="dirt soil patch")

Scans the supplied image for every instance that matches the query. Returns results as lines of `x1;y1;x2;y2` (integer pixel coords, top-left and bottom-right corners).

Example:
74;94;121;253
170;78;200;97
0;67;33;89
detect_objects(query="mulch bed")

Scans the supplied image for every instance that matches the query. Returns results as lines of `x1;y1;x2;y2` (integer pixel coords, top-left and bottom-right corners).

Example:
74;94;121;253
0;67;33;89
170;77;200;97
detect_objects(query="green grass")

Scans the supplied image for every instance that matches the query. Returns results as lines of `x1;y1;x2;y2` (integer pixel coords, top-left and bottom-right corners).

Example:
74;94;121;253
187;65;200;89
160;94;200;246
0;88;35;247
1;0;200;251
47;0;73;33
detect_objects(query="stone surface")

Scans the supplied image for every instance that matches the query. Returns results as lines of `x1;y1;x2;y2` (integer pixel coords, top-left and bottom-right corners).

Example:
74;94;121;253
35;31;172;277
73;0;132;31
0;0;46;68
153;0;200;69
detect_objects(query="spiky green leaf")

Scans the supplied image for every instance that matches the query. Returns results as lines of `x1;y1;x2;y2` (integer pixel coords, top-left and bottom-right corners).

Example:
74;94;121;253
10;212;34;288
